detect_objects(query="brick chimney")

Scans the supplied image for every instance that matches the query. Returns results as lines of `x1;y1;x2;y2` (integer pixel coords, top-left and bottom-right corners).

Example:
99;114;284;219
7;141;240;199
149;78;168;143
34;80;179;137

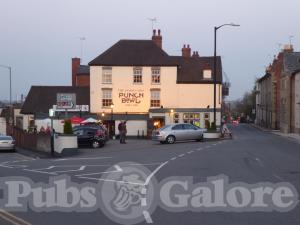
192;51;200;58
182;44;191;57
72;58;80;87
152;29;162;48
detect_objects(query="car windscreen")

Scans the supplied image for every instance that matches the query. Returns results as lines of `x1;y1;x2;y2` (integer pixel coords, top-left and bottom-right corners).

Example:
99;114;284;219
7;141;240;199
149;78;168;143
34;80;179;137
0;136;13;141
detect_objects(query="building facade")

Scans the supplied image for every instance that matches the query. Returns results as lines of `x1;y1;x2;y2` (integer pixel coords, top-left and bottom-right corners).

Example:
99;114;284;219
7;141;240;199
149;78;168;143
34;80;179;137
256;72;273;128
256;44;300;134
89;30;223;136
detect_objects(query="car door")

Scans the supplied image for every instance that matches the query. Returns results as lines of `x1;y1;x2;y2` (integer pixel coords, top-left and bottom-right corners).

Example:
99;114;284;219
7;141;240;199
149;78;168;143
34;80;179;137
171;124;185;141
84;129;96;146
73;129;85;146
183;124;198;140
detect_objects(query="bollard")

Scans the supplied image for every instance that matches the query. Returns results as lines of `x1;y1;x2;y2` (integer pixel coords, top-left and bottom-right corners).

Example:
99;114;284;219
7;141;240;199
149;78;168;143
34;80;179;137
137;130;140;139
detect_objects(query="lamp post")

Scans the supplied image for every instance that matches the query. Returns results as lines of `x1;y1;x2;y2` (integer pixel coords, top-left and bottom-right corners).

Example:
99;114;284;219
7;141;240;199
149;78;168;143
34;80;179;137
0;64;12;106
110;104;114;138
213;23;239;128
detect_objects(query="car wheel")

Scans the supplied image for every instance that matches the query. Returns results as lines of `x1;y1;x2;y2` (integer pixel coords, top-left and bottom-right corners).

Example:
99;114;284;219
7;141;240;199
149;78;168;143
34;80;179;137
92;140;100;148
196;134;204;142
166;135;176;144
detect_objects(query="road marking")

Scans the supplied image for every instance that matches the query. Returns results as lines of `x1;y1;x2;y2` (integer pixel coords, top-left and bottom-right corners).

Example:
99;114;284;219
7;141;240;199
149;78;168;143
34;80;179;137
54;157;112;161
178;154;185;158
144;161;169;186
273;174;284;181
143;211;153;223
141;198;147;206
187;151;194;154
170;157;177;161
0;209;32;225
0;213;19;225
76;165;123;177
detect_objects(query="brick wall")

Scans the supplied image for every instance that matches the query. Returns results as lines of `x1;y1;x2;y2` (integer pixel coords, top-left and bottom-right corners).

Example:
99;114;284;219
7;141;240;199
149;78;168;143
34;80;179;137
76;74;90;87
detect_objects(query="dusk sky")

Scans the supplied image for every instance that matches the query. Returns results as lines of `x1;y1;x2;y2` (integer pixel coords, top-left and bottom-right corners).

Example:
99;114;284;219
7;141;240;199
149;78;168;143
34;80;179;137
0;0;299;101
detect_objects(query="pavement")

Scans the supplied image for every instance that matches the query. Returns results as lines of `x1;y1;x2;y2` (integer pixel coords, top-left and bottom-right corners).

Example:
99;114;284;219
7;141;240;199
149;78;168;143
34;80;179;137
0;124;300;225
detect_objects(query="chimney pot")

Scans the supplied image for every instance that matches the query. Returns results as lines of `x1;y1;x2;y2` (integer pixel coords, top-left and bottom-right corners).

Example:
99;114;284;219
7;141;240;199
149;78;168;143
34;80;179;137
152;29;162;49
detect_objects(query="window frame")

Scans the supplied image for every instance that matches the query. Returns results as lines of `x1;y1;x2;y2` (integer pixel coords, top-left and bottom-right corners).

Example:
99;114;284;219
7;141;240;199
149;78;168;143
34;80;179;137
151;67;161;84
102;66;112;84
150;89;161;108
133;67;143;84
102;89;113;108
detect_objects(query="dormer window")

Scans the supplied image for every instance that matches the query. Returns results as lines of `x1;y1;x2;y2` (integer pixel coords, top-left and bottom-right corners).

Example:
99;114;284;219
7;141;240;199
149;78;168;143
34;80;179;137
203;69;212;79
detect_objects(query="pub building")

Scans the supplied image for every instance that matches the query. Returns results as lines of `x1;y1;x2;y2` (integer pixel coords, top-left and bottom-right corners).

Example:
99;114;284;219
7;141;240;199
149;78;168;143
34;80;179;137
89;29;223;137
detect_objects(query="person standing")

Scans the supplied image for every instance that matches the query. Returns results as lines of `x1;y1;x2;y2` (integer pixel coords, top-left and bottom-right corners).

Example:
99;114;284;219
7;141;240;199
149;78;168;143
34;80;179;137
118;121;124;144
122;121;127;144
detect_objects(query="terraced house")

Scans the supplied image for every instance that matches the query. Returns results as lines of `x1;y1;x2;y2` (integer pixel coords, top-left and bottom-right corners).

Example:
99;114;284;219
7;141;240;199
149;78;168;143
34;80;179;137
89;30;223;136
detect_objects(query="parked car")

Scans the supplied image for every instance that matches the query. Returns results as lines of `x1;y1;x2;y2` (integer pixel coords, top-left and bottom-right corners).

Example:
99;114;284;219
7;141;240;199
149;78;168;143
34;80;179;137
73;124;109;142
152;123;207;144
0;136;15;151
73;127;106;148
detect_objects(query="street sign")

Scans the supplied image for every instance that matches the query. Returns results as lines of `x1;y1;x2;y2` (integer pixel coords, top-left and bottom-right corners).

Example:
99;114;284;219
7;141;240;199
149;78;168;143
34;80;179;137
49;108;55;117
53;105;89;112
56;93;76;109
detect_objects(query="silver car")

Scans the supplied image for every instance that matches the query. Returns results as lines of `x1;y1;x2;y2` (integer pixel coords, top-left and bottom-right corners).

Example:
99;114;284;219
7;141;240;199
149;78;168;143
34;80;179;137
0;136;15;151
152;123;207;144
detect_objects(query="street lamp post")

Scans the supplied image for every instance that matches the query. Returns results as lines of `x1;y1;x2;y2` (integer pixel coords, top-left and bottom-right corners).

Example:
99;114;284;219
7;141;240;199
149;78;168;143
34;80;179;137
0;64;12;106
213;23;239;128
110;104;114;138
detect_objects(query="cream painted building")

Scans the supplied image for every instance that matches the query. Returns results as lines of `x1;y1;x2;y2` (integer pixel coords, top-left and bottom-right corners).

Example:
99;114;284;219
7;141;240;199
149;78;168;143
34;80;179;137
89;30;222;136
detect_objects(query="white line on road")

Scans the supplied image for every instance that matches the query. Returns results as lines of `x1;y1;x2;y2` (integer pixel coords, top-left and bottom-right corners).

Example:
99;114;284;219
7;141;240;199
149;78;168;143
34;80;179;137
76;165;123;177
143;211;153;224
144;161;169;186
170;157;177;161
178;154;185;158
54;157;112;161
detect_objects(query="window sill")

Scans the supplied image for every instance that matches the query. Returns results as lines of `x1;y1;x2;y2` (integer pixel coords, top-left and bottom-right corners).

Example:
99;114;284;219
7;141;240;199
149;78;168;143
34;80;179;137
133;83;143;85
102;83;112;85
151;83;161;85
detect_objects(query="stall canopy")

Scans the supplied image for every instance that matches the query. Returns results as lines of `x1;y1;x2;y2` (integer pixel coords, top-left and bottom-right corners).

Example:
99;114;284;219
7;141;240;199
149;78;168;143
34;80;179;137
61;116;84;124
81;118;98;124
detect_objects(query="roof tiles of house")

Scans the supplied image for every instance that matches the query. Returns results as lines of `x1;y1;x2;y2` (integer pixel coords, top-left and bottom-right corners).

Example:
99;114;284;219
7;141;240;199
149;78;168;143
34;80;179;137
21;86;90;114
172;56;222;83
283;52;300;75
77;65;90;76
89;40;178;66
89;39;222;83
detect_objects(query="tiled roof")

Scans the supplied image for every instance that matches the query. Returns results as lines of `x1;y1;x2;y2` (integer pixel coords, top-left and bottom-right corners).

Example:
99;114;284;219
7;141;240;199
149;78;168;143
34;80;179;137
21;86;90;114
77;65;90;75
89;40;178;66
283;52;300;75
172;56;222;83
89;39;222;84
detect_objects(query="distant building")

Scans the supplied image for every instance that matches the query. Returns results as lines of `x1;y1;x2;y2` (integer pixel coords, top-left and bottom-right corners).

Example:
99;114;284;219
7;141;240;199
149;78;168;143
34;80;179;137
256;44;300;134
72;58;90;87
255;71;272;128
88;29;223;136
20;86;90;132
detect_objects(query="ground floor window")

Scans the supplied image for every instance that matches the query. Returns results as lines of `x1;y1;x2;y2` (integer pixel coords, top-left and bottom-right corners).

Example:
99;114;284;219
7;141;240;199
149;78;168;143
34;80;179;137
173;113;179;123
183;113;200;127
